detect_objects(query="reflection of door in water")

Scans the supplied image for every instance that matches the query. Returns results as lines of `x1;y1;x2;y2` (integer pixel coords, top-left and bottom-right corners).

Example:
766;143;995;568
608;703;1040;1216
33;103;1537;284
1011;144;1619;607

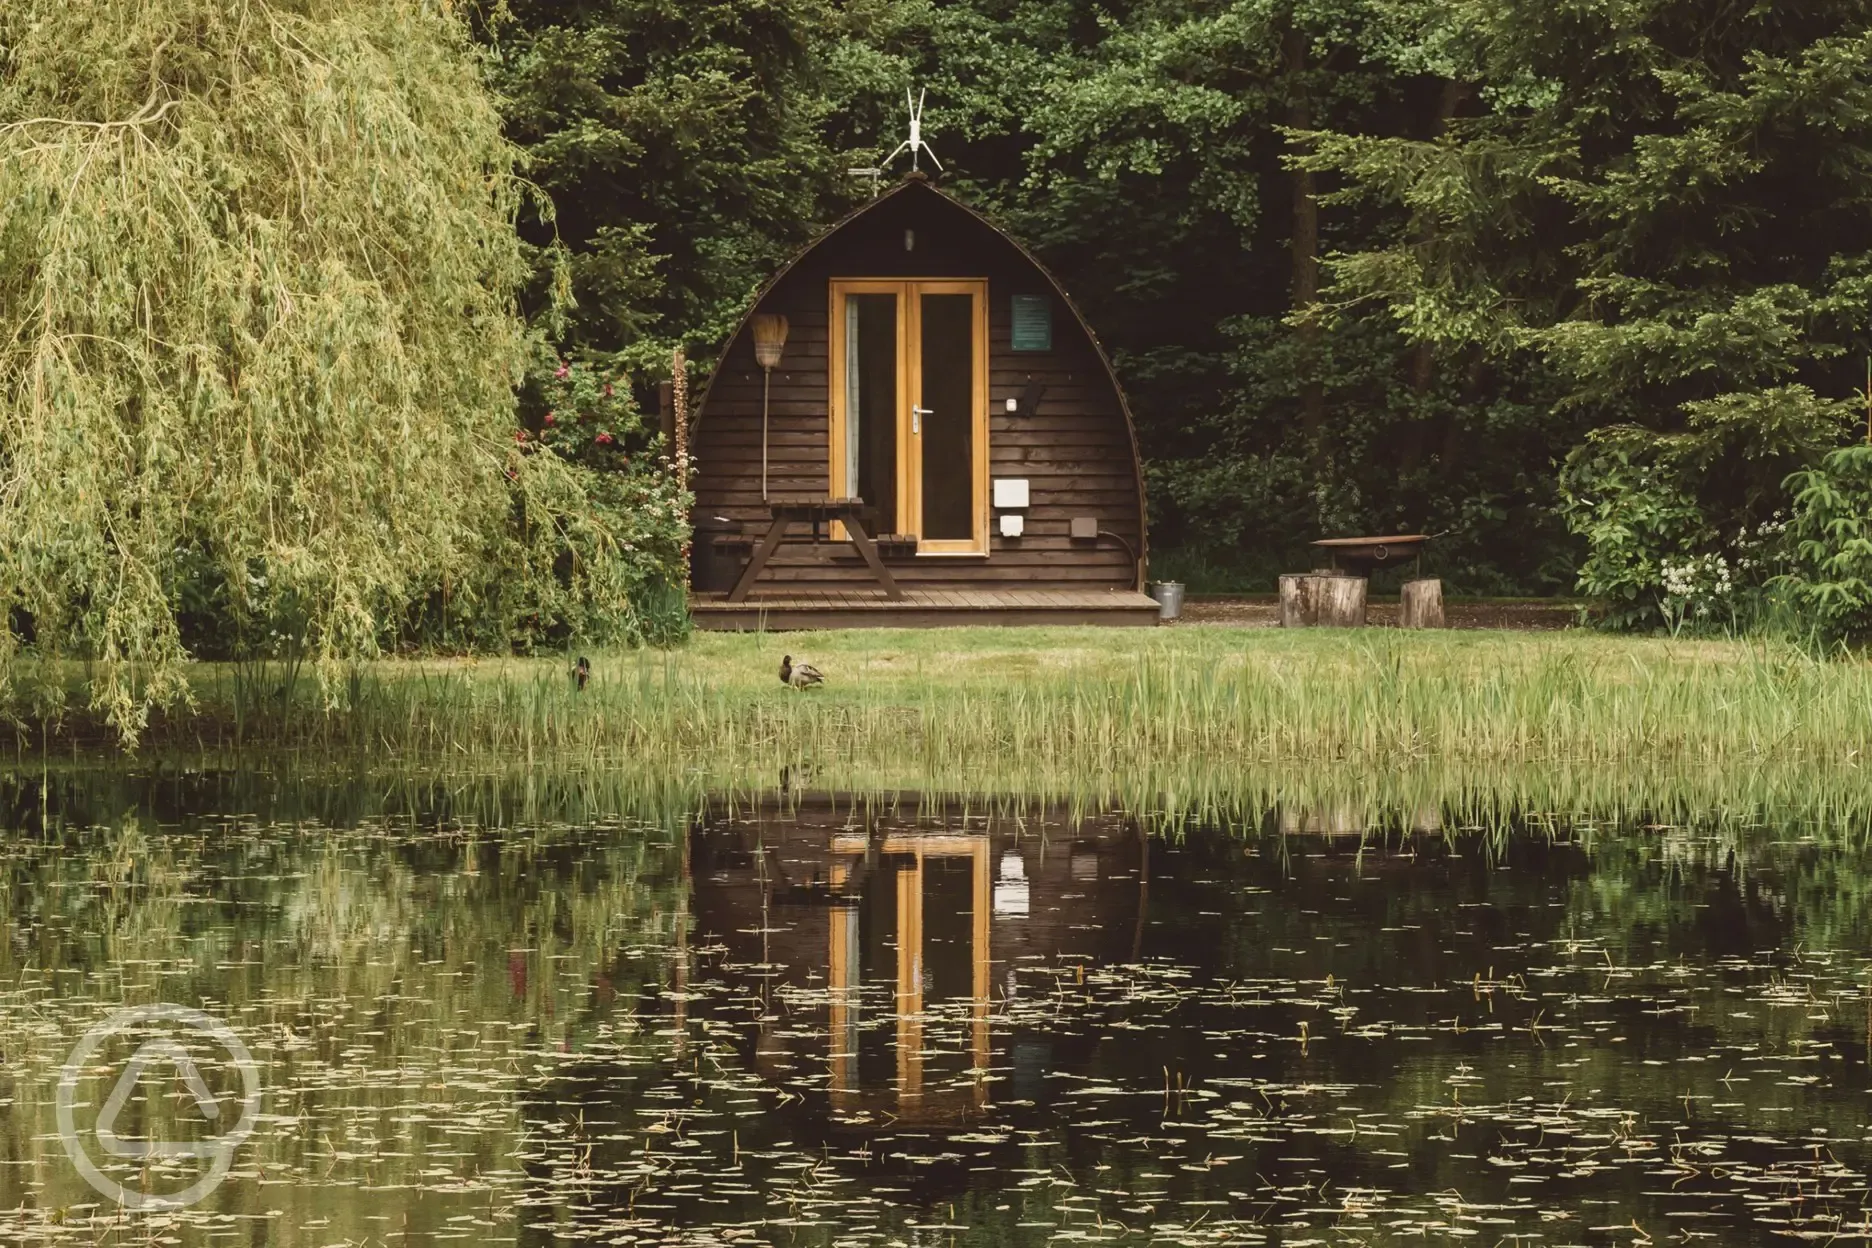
830;280;986;553
826;835;992;1123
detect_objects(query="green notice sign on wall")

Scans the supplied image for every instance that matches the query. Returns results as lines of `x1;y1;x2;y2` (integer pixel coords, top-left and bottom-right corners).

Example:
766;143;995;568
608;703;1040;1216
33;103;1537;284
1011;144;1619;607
1010;294;1052;352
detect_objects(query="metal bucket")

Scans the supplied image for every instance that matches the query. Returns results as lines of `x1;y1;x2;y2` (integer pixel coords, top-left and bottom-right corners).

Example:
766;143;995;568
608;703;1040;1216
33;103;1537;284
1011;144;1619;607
1149;581;1185;621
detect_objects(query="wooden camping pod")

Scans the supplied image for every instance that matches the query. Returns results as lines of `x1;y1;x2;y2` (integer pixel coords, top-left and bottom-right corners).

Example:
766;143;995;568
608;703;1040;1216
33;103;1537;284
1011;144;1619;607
688;176;1152;621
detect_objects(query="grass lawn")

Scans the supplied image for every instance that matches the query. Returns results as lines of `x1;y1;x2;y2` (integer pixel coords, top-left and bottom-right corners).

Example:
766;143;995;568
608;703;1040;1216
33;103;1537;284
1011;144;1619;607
666;623;1741;691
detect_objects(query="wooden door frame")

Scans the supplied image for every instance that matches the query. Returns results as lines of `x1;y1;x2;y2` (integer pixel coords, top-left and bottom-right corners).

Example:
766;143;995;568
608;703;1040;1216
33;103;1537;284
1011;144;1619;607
827;278;990;555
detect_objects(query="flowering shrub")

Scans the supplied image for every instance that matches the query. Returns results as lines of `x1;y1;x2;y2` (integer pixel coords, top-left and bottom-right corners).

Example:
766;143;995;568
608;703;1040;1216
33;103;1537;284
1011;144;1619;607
513;360;689;647
1653;519;1792;635
1657;552;1732;634
1558;432;1710;629
1558;387;1842;633
534;362;638;468
401;357;690;651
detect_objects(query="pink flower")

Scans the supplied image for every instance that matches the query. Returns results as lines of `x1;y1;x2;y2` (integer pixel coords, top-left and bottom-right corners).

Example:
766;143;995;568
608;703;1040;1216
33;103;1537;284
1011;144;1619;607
543;411;556;426
553;362;569;379
595;432;614;446
602;383;614;398
514;430;528;443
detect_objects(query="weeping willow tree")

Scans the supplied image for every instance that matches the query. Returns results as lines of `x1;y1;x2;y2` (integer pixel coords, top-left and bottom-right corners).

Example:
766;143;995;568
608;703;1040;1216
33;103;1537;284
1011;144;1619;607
0;0;546;740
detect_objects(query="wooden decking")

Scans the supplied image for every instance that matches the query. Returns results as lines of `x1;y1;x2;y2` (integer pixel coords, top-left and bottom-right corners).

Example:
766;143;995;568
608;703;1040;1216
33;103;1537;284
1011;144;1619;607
690;587;1162;630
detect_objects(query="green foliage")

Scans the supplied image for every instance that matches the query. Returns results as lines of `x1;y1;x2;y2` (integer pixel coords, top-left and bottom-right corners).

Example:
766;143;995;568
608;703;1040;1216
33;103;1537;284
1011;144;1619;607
1306;1;1872;616
1780;446;1872;645
384;355;691;654
0;0;541;740
475;0;860;374
478;0;1592;592
1558;387;1844;631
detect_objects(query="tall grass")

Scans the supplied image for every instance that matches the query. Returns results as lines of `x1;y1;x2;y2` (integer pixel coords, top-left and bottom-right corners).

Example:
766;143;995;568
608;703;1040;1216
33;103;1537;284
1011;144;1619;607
9;627;1870;767
7;628;1870;810
9;752;1872;850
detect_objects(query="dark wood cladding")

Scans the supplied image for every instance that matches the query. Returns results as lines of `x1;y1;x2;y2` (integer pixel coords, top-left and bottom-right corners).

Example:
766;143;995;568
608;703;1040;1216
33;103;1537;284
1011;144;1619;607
691;180;1147;596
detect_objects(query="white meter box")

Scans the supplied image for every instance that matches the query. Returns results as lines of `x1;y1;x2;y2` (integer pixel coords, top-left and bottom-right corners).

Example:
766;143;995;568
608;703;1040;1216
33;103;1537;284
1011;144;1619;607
992;478;1030;509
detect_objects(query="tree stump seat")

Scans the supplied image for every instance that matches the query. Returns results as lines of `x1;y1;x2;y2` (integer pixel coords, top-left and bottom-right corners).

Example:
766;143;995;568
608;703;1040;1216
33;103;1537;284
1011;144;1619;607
1279;573;1368;627
1400;578;1444;628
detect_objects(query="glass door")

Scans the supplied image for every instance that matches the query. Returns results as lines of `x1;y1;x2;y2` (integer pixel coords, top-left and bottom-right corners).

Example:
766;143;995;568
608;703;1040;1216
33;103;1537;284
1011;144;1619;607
830;280;988;553
830;284;902;532
907;284;987;552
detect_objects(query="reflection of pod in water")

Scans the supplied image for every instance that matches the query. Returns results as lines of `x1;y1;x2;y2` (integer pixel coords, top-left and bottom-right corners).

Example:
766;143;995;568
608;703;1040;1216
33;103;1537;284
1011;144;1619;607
1271;803;1444;840
992;850;1029;916
1277;803;1372;837
688;794;1144;1131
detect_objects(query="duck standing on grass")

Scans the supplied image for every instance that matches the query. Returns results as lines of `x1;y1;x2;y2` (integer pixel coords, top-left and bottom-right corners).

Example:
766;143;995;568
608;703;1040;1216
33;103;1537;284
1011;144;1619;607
779;655;824;689
572;656;590;691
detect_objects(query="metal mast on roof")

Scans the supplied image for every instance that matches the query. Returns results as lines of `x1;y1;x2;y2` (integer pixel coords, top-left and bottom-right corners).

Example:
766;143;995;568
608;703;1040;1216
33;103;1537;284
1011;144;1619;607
881;88;943;175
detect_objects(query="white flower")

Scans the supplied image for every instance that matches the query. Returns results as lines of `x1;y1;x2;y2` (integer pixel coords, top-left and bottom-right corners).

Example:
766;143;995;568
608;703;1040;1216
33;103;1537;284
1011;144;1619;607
1659;552;1734;606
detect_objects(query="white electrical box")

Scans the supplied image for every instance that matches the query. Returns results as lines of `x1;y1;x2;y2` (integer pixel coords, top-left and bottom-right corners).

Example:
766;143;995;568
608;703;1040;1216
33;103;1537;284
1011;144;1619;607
992;478;1030;509
1005;397;1018;413
999;513;1025;538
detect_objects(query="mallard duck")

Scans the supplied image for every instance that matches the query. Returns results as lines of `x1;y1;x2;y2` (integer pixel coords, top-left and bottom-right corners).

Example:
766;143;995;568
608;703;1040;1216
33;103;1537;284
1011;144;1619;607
572;655;590;691
779;655;824;689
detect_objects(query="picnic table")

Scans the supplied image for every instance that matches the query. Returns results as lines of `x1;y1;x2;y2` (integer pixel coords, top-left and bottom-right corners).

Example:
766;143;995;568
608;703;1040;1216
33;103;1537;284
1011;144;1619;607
725;497;905;603
1286;533;1441;628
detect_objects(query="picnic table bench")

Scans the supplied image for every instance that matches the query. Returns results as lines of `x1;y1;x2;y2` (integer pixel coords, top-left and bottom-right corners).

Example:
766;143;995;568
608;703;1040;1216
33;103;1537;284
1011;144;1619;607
725;497;905;603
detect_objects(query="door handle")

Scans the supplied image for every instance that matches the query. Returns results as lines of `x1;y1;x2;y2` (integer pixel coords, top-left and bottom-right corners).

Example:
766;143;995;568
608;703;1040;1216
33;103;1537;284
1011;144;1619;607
912;405;932;434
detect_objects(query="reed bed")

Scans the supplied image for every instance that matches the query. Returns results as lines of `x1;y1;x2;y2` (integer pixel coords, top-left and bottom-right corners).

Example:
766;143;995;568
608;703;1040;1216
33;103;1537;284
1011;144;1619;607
14;627;1872;768
11;753;1872;856
6;627;1870;820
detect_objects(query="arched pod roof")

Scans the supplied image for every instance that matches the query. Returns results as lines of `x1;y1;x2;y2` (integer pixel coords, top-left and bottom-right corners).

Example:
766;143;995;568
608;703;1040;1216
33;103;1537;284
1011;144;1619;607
689;175;1149;569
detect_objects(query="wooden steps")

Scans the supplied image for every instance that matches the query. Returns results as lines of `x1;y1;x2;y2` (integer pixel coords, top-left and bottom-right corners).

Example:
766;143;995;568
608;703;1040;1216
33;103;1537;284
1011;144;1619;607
690;588;1161;631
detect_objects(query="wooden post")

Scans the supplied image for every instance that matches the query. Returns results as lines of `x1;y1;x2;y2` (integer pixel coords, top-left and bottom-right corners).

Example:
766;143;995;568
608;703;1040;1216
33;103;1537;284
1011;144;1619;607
671;348;689;480
673;348;691;581
1400;578;1444;629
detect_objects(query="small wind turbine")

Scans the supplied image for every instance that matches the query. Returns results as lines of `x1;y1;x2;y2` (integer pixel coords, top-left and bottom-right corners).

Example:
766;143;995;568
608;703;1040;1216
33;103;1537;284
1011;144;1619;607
881;88;943;174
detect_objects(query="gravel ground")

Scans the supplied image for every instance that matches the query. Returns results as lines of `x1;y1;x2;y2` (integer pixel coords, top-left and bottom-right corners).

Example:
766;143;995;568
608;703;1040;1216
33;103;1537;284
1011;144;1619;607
1172;595;1582;629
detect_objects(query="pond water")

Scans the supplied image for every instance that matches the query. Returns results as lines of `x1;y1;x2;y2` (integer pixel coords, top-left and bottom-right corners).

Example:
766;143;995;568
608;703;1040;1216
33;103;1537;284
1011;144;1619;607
1;775;1869;1245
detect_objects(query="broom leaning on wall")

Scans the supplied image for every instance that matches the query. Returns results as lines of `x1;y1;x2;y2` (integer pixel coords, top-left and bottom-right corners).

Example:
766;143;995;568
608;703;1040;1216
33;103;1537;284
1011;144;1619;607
752;314;788;502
